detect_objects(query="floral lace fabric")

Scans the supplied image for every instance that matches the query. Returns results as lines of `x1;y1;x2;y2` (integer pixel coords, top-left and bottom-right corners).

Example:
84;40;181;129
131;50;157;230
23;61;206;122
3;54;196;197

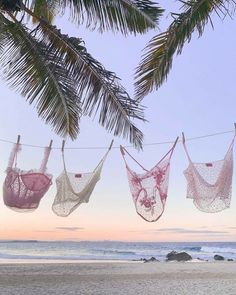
3;143;52;212
126;159;170;222
121;139;178;222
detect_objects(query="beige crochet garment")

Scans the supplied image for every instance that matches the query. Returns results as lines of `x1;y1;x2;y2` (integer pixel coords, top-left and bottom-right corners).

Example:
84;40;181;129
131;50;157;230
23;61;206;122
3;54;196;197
52;141;113;217
183;133;235;213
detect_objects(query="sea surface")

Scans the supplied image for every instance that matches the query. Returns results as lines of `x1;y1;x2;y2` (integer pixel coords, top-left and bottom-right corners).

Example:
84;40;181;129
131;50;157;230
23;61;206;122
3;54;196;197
0;241;235;262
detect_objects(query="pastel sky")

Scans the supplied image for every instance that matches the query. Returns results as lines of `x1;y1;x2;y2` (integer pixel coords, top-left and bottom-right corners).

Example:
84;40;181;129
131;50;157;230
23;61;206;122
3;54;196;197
0;2;235;242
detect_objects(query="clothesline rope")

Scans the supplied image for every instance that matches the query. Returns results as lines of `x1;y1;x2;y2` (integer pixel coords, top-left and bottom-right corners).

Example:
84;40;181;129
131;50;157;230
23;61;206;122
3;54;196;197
0;129;234;150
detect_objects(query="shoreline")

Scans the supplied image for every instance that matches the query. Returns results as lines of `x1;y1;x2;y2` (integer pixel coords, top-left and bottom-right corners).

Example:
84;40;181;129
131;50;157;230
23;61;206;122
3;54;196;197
0;259;138;264
0;259;233;266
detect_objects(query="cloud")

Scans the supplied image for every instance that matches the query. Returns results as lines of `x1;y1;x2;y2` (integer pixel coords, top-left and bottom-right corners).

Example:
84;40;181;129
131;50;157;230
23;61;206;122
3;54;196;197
55;227;84;232
35;230;55;233
155;228;228;234
128;227;230;235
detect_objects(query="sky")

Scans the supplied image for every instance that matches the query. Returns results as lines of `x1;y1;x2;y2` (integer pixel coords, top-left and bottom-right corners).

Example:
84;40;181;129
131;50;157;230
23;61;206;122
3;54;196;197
0;2;236;242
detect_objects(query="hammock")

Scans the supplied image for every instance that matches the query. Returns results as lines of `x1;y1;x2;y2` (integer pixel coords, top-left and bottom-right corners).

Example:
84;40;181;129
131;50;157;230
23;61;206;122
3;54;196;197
120;138;178;222
52;140;113;217
182;133;235;213
3;137;52;212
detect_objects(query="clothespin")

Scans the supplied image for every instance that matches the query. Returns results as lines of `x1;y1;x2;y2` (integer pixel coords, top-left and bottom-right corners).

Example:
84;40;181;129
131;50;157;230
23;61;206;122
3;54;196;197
109;140;114;150
120;145;125;155
182;132;185;144
17;135;20;145
49;140;53;149
234;123;236;134
61;139;65;152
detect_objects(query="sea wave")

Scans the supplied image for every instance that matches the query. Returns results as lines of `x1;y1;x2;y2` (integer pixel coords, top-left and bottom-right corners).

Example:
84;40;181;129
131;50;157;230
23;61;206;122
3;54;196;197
0;253;81;260
183;247;202;252
0;253;126;261
95;250;136;256
0;242;235;262
201;246;236;254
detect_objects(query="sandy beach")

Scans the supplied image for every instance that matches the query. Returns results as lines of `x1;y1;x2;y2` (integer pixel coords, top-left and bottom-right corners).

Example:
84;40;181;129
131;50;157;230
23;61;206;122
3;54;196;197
0;261;235;294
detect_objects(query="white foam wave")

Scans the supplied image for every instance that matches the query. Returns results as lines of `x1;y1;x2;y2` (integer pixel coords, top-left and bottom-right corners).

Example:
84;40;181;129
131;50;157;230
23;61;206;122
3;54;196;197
201;246;236;254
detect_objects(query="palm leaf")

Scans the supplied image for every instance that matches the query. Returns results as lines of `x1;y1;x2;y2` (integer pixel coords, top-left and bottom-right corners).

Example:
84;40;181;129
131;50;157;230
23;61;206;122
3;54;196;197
30;0;55;23
0;12;81;139
54;0;164;35
0;0;23;12
135;0;236;100
40;23;145;148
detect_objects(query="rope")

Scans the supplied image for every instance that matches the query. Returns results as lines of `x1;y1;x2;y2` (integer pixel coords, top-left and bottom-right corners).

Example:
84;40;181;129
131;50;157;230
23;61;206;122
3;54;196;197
0;129;234;150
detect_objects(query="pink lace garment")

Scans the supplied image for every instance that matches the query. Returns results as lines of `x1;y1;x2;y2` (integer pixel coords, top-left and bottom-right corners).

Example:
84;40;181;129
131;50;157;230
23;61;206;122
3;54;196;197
183;133;235;213
120;138;178;222
3;141;52;212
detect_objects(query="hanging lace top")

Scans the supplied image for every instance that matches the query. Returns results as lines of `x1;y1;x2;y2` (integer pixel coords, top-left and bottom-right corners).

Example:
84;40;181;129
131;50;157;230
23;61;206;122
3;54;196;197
3;140;52;212
52;141;113;217
120;138;178;222
183;133;235;213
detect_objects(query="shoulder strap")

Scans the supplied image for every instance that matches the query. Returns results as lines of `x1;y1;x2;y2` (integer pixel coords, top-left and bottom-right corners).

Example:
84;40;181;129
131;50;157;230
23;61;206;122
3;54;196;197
61;140;114;174
39;140;53;173
183;131;236;162
93;140;114;172
120;146;148;172
61;140;67;172
225;131;236;157
156;136;179;165
61;140;113;196
7;136;21;169
182;132;192;163
120;137;179;171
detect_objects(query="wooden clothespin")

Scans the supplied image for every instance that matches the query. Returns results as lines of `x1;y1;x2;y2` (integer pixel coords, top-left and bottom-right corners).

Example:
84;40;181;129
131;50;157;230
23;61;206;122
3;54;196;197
182;132;185;144
49;140;53;149
61;140;65;152
17;135;21;145
120;145;125;155
109;139;114;150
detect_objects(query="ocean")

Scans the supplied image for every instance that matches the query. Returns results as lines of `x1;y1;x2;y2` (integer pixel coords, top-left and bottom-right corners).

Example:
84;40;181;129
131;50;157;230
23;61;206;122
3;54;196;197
0;241;235;262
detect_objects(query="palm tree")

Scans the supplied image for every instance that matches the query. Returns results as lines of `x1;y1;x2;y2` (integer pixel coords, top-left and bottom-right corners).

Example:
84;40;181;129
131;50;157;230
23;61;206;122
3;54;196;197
0;0;163;149
135;0;236;101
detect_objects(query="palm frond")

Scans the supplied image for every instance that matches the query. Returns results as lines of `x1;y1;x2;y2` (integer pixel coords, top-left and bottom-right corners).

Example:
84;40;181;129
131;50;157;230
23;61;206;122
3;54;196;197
0;0;23;12
54;0;164;35
0;12;81;138
30;0;55;23
135;0;236;100
24;11;145;148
